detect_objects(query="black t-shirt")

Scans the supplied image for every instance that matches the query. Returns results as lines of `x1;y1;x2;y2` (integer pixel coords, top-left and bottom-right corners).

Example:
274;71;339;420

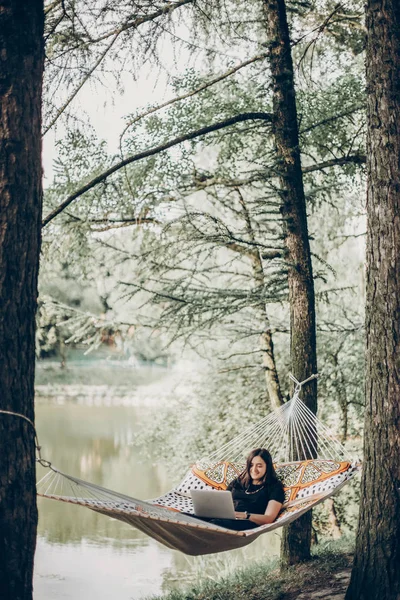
227;478;285;514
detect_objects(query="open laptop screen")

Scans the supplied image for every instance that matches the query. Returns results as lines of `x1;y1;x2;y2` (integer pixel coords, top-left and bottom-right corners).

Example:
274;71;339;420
190;489;236;519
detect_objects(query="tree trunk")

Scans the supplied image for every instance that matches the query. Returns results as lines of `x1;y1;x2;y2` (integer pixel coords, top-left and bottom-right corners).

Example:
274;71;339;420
326;498;342;540
345;1;400;598
236;190;284;409
332;350;349;443
340;398;348;444
0;2;44;599
259;329;284;408
263;0;318;566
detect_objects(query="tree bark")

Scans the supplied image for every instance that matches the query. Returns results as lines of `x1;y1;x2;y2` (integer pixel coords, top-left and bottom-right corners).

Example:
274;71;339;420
263;0;318;566
346;1;400;598
326;498;342;540
0;2;44;599
236;190;284;409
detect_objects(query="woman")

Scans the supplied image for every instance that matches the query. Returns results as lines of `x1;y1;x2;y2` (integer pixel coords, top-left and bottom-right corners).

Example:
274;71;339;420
211;447;284;531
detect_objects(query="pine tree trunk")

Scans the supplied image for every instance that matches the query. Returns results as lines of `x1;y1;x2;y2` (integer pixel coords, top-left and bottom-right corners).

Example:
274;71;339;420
345;1;400;598
236;190;284;409
259;329;284;409
0;2;44;599
326;498;341;540
263;0;318;566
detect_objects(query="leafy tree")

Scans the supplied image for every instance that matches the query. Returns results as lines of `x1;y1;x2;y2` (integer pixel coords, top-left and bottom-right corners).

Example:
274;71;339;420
39;0;368;568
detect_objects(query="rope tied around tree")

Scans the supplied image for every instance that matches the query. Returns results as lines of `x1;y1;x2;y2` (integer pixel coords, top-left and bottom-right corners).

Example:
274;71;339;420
289;372;318;396
0;409;52;468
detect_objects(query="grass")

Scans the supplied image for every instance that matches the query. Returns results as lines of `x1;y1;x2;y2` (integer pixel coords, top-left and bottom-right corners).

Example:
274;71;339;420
146;537;355;600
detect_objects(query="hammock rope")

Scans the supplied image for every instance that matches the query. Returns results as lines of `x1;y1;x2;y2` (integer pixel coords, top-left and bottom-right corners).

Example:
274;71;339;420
199;373;353;467
0;408;52;468
2;374;361;556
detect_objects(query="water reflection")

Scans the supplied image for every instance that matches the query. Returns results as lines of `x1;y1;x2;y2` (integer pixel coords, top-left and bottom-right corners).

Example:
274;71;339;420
36;403;167;545
34;374;280;600
35;538;174;599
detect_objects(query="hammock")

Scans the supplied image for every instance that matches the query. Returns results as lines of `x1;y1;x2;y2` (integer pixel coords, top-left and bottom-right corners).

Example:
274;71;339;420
37;374;360;556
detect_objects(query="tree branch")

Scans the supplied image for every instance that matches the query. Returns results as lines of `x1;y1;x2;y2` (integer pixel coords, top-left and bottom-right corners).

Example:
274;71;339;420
83;0;195;46
300;105;364;135
65;215;162;231
120;52;268;140
42;112;273;227
44;0;63;16
44;32;121;135
261;250;283;259
44;0;196;134
302;154;366;173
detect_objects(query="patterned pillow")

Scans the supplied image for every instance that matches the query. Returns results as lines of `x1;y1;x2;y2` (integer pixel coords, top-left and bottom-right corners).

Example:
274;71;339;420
191;459;354;505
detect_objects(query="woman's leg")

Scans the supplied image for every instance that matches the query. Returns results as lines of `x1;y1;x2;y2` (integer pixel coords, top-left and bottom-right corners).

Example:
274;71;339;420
209;518;258;531
180;513;258;531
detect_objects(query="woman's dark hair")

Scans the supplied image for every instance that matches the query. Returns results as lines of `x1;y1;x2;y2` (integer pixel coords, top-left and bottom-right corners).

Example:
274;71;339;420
238;448;281;489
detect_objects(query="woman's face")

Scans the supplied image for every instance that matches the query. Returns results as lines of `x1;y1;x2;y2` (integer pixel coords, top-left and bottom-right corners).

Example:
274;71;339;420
250;455;267;483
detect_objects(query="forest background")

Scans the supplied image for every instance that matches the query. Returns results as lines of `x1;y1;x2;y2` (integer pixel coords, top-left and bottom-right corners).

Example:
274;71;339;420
4;0;398;599
39;0;366;519
34;0;368;560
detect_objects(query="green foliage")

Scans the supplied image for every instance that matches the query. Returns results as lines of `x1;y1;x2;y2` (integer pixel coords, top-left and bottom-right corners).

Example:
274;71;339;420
41;0;367;472
146;538;355;600
137;354;292;476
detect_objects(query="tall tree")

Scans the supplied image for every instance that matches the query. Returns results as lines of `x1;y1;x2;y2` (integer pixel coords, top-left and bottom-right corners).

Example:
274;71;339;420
264;0;317;565
0;2;44;599
38;0;365;569
346;1;400;599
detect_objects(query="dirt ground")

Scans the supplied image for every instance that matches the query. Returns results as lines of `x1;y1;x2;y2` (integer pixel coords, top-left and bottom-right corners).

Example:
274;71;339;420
283;558;352;600
292;569;351;600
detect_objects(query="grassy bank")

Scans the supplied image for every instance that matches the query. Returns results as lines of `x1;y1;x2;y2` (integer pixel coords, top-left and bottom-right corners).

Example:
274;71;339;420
148;538;355;600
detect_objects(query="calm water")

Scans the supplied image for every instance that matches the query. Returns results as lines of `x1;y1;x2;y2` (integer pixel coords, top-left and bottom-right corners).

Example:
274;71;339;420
33;363;281;600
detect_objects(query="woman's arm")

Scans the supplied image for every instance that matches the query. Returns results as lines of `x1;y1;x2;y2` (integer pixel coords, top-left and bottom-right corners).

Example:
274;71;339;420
235;500;283;525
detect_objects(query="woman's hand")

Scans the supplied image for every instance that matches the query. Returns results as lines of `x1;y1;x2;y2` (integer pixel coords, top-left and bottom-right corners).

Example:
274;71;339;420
234;511;248;520
247;501;283;526
234;501;283;525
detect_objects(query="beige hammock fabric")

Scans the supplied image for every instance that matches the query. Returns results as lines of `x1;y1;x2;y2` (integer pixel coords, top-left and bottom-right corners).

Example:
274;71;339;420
37;375;360;556
38;458;359;555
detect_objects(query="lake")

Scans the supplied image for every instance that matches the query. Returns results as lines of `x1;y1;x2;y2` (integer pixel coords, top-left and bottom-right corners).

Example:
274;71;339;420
33;361;281;600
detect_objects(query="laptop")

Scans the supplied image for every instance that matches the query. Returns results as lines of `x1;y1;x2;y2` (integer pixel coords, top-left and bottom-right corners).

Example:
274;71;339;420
190;489;236;519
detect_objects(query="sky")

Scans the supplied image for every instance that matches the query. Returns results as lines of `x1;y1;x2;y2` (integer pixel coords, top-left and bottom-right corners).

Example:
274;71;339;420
42;67;171;186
